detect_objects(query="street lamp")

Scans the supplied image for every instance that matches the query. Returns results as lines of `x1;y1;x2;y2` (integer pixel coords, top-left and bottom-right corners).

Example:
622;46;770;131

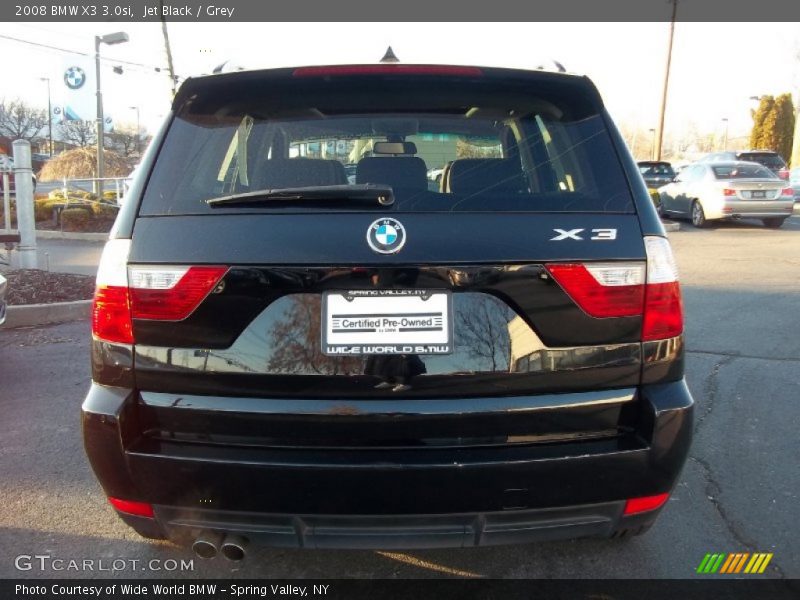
95;31;129;197
39;77;52;157
129;106;140;154
721;118;729;152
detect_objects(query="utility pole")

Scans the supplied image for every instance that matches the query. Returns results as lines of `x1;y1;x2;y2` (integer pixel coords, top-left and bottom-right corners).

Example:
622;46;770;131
159;1;178;97
721;118;728;151
40;77;53;157
655;0;678;162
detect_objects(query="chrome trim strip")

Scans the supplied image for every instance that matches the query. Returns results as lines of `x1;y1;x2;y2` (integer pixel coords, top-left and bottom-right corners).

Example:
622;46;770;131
139;387;636;416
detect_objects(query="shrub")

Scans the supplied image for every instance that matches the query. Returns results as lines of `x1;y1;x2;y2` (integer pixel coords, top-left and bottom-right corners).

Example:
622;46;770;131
48;188;97;201
649;189;661;209
93;202;119;219
60;207;93;231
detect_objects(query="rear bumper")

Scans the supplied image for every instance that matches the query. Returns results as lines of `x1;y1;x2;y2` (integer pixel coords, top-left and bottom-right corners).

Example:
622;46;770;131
82;379;693;548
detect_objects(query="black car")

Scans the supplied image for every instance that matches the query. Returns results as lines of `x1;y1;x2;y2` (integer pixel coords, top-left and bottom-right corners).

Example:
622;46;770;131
83;64;693;558
637;161;676;188
699;150;789;180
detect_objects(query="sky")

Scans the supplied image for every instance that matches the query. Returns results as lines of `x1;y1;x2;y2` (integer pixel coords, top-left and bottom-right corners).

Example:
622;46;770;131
1;21;798;144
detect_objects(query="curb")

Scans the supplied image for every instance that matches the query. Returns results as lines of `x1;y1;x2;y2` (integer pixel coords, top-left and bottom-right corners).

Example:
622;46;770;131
35;230;108;242
4;299;91;328
661;220;680;232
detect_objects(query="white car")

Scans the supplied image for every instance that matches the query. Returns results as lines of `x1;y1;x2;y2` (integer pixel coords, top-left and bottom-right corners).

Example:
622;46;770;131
658;161;794;228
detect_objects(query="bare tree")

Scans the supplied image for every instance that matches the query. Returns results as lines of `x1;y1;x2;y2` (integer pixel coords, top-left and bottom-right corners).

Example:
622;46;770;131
107;125;141;157
58;120;97;148
267;295;364;376
455;295;513;372
0;98;47;142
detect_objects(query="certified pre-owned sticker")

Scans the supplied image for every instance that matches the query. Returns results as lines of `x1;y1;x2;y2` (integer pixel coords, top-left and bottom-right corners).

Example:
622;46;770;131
367;218;407;254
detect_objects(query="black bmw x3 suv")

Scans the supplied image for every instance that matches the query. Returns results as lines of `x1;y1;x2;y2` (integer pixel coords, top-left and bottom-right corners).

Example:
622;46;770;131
83;64;693;557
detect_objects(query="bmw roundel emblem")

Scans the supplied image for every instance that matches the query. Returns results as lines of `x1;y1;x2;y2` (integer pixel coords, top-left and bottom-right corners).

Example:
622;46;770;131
367;217;406;254
64;66;86;90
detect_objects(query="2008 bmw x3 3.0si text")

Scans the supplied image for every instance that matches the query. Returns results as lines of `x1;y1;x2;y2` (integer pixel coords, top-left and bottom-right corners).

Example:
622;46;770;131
82;64;693;557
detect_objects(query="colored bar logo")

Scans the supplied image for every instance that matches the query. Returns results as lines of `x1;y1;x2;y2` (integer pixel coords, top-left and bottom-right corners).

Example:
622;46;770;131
696;552;773;574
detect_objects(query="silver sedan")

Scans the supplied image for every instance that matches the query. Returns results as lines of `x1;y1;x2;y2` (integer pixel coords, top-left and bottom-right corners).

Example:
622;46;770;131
0;272;6;326
658;161;794;228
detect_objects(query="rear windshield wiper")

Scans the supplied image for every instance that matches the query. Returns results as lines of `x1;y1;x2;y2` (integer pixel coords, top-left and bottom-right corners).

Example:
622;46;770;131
207;184;394;208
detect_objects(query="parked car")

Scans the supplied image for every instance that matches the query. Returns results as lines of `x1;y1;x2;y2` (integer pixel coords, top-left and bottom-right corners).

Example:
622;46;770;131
698;150;789;180
83;63;693;556
0;154;38;194
658;161;794;228
0;272;6;326
790;167;800;203
637;161;675;188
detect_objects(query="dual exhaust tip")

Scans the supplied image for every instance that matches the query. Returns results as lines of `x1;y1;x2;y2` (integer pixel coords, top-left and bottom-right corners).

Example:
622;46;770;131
192;531;247;561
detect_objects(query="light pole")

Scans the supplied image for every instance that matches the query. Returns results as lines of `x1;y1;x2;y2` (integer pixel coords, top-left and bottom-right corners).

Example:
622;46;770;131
649;128;656;160
654;0;678;161
129;105;140;154
95;31;129;197
39;77;52;157
721;118;729;151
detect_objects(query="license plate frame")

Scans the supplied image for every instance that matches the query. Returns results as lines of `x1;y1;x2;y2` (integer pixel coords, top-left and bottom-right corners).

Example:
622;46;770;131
322;290;453;356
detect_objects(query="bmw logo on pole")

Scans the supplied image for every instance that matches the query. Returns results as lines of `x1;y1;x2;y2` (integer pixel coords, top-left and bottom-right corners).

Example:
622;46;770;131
64;66;86;90
367;218;406;254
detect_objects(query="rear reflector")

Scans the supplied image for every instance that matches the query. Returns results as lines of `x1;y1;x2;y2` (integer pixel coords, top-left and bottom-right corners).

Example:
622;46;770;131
723;188;737;196
293;65;483;77
623;492;670;516
546;236;683;341
129;265;228;321
108;497;154;518
545;263;645;317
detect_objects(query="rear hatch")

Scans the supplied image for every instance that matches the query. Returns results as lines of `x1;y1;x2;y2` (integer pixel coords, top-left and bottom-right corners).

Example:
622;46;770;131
94;66;682;449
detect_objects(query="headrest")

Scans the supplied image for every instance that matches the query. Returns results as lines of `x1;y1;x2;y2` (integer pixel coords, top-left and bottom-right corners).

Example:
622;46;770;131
256;158;347;189
447;159;524;194
356;157;428;192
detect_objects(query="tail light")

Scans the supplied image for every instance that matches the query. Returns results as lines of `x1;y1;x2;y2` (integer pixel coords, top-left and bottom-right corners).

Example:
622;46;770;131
129;265;228;320
777;168;789;180
92;239;228;344
780;187;794;198
642;236;683;341
293;65;483;77
723;188;737;197
544;263;645;317
546;236;683;342
92;239;133;344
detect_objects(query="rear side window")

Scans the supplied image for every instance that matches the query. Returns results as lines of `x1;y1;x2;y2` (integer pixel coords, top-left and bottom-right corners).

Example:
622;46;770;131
712;165;775;179
140;75;634;214
738;153;786;170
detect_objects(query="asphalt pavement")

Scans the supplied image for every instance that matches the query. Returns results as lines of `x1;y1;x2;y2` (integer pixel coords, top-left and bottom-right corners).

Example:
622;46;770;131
0;216;798;579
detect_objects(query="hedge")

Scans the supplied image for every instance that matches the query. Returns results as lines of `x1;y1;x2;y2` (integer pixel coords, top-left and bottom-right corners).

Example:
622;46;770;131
60;207;94;231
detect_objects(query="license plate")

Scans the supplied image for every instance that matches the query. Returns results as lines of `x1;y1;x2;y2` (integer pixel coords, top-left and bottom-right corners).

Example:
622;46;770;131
750;190;766;199
322;290;453;356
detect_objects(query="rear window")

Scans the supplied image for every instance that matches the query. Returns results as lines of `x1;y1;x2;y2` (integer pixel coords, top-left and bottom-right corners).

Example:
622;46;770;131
738;153;786;170
140;74;634;214
712;164;775;179
638;163;674;177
